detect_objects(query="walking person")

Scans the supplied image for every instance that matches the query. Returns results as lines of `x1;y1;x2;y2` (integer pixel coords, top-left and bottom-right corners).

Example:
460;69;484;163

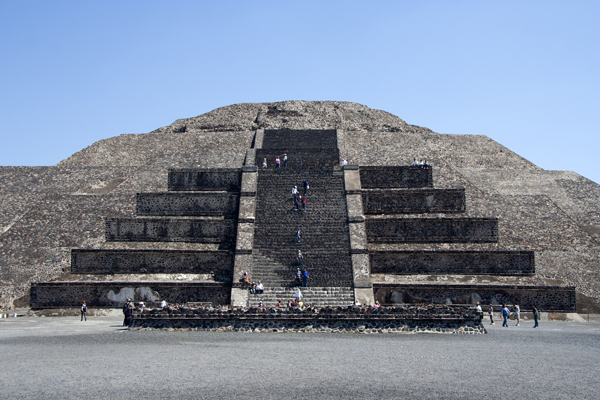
533;305;540;328
123;298;133;327
80;301;87;321
262;158;267;168
283;153;288;168
302;196;307;212
295;287;303;303
302;269;309;287
295;230;302;243
488;305;495;325
501;304;510;327
514;304;520;326
295;267;302;286
303;180;309;195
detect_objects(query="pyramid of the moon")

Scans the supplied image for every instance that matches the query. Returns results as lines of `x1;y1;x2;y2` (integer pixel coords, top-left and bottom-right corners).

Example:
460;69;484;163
1;101;598;312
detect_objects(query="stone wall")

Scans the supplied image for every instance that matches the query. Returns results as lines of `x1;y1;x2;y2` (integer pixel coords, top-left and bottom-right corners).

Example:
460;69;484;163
130;304;485;334
360;166;433;189
362;189;465;214
105;218;237;243
168;169;242;192
71;249;234;279
30;282;231;308
262;129;338;149
373;284;576;312
366;218;498;243
136;193;239;216
370;251;535;275
255;149;340;171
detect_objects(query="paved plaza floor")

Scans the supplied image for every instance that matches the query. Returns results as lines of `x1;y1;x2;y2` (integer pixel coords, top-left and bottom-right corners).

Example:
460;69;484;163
0;312;599;399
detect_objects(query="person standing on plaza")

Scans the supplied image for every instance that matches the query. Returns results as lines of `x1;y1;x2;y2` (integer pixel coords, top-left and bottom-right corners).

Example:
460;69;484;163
80;301;87;321
295;267;302;286
302;269;309;287
501;304;510;327
514;304;520;326
533;305;540;328
123;298;133;327
488;305;495;325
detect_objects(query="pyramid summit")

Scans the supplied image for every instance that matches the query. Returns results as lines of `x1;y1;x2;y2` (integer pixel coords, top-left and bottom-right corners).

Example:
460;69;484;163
1;101;599;315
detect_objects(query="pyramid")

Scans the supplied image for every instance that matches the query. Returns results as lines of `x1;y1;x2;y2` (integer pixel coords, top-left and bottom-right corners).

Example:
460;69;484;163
1;101;598;313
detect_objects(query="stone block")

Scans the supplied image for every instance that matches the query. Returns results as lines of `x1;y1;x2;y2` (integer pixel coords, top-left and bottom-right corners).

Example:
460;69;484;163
105;218;236;243
366;218;498;243
168;169;242;192
362;189;465;214
136;192;239;216
360;166;433;188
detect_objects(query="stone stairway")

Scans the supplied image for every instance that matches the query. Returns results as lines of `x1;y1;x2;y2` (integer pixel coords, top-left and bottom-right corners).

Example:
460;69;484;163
253;168;354;288
247;287;355;308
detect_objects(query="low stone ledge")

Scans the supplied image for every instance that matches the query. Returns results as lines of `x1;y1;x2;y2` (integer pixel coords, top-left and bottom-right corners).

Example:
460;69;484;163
129;305;485;334
136;192;239;216
30;282;231;308
105;218;237;243
373;284;576;312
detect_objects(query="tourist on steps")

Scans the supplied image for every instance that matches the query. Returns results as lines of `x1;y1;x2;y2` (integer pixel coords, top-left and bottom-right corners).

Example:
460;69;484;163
295;288;303;303
275;156;280;168
262;158;267;168
303;180;309;195
283;154;288;167
295;230;302;243
302;196;307;212
296;251;303;267
295;267;302;286
302;269;309;287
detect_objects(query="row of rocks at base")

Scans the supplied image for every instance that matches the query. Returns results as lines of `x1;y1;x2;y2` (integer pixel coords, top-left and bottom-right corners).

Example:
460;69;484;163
130;305;486;334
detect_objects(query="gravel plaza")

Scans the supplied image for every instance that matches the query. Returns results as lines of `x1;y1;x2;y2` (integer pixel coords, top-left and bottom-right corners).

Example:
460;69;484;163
0;312;598;399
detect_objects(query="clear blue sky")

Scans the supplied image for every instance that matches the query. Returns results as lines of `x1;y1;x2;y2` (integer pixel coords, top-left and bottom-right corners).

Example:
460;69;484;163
1;1;598;183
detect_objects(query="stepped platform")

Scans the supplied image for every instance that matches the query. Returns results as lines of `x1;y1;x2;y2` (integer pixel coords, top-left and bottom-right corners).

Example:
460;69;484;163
129;304;486;334
255;149;340;171
373;283;576;312
70;249;233;279
30;281;231;308
105;217;236;243
369;251;535;275
362;189;466;214
366;217;499;243
136;192;239;216
247;287;355;308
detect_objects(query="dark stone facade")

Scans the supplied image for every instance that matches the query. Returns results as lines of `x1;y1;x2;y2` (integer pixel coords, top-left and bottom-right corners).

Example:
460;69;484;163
30;282;231;308
366;218;499;243
130;304;485;334
360;166;433;189
71;249;234;279
362;189;466;214
136;192;239;216
370;251;535;275
168;169;242;192
262;129;338;149
105;218;236;243
373;284;576;312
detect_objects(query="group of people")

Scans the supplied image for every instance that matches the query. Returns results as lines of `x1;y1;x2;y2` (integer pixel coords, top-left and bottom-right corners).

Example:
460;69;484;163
262;154;288;168
241;271;264;294
295;267;309;287
412;158;429;168
476;302;540;328
291;181;309;211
